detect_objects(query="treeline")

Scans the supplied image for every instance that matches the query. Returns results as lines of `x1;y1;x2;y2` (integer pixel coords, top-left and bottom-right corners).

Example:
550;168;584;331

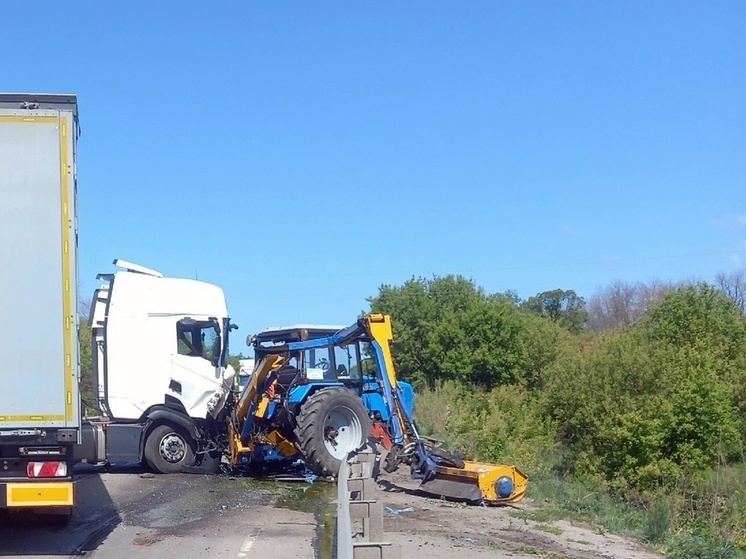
368;272;746;550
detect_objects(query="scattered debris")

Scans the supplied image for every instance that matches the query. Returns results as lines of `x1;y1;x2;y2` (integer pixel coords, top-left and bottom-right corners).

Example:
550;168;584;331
385;506;415;516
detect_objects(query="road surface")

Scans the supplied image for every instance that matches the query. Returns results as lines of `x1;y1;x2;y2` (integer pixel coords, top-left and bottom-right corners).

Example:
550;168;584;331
0;464;326;559
1;463;662;559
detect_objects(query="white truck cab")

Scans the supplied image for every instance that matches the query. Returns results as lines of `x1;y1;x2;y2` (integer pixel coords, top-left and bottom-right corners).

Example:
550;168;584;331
91;259;233;420
79;259;235;473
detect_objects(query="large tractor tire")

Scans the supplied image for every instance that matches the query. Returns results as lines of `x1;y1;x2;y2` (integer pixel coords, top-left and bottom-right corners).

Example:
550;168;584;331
143;424;195;474
294;388;372;477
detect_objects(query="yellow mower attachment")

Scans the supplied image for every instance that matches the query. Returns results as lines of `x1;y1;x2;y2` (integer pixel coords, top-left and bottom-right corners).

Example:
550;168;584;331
420;461;529;504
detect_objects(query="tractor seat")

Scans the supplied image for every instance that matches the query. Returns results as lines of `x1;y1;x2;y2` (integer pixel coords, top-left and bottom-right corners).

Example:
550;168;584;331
274;366;300;393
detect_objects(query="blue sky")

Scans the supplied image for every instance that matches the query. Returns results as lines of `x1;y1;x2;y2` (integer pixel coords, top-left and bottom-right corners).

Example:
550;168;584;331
3;2;744;342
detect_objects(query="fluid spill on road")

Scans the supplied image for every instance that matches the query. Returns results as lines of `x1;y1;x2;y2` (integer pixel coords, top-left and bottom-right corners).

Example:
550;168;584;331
275;480;337;559
133;474;275;528
123;470;338;559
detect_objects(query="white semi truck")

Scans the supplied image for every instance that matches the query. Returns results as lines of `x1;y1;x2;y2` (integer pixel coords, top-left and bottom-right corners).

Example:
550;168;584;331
1;93;236;522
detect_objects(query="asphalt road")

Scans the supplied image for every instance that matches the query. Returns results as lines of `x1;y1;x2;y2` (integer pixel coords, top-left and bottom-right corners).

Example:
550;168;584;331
0;464;330;559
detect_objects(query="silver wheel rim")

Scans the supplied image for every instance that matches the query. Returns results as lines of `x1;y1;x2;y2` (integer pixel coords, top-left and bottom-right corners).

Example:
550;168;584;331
159;433;187;463
323;405;363;460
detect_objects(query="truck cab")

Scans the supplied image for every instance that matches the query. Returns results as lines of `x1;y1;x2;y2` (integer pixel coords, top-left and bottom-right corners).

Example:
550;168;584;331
81;259;235;473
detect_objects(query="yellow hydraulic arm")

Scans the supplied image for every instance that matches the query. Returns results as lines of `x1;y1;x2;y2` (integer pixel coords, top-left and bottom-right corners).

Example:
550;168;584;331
228;354;282;466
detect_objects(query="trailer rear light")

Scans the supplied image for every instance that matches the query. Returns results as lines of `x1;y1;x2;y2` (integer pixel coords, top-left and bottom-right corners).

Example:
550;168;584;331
26;461;67;478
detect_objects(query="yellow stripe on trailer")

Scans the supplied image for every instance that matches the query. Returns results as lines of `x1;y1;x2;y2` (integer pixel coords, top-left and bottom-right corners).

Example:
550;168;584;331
0;415;65;422
59;116;75;423
6;482;74;507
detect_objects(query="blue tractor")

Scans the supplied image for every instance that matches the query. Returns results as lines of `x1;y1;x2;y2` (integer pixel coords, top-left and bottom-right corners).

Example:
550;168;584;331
209;314;527;504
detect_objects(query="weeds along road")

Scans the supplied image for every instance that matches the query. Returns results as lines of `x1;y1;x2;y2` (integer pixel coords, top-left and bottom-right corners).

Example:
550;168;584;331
0;464;324;559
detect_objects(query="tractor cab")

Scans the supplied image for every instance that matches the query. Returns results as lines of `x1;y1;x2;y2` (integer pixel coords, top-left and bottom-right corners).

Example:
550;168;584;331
248;324;414;423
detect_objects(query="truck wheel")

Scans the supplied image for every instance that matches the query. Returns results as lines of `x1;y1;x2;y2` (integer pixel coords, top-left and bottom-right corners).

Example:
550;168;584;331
294;388;372;477
144;424;195;474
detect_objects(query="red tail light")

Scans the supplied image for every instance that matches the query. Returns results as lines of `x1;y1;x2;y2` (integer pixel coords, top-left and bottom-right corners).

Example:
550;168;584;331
27;461;67;478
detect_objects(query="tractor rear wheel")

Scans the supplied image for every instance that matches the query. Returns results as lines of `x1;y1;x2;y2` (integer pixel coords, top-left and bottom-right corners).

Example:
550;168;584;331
294;388;372;477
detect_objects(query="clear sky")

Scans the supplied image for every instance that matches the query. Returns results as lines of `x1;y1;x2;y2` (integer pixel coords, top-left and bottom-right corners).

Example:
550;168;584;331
3;2;744;342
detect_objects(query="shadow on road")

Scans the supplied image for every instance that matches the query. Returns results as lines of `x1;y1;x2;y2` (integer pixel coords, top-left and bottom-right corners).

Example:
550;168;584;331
0;464;122;556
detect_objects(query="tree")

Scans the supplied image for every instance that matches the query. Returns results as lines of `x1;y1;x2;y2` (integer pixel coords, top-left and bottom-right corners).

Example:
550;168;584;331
368;275;564;389
78;308;96;413
716;269;746;315
642;283;745;355
522;289;588;333
586;279;680;332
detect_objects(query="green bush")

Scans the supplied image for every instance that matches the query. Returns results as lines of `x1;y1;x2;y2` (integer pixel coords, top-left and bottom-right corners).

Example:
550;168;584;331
671;464;746;549
415;381;557;476
667;534;746;559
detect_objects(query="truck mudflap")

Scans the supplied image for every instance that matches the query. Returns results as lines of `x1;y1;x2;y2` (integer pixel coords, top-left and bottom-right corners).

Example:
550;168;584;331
0;481;74;508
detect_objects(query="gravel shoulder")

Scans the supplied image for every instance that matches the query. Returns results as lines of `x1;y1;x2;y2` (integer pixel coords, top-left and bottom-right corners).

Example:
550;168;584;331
368;467;664;559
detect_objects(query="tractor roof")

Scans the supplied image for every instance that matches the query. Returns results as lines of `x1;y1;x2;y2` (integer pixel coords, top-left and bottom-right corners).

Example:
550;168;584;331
254;324;346;345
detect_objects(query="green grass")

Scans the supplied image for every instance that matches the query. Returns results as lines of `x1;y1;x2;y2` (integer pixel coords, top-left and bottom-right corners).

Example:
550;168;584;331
510;508;574;523
535;524;564;535
667;534;746;559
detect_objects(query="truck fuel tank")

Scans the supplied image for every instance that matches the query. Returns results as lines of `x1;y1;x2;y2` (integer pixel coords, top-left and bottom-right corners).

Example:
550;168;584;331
75;422;106;464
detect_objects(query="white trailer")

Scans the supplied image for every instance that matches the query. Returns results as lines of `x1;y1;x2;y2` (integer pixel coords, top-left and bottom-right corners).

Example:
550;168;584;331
0;93;80;521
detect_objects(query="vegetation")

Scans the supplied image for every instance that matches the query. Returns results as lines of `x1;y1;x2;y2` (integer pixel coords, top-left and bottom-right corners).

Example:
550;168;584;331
368;273;746;555
78;315;96;413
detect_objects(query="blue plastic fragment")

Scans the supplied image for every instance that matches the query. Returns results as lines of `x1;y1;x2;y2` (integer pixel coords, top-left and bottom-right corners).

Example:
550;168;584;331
385;506;414;516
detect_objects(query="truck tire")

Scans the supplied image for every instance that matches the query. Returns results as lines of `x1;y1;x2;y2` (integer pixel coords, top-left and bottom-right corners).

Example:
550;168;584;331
294;388;372;477
144;424;195;474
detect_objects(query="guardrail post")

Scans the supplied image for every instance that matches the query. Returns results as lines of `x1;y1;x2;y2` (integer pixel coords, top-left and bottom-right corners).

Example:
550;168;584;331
337;457;354;559
337;447;401;559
